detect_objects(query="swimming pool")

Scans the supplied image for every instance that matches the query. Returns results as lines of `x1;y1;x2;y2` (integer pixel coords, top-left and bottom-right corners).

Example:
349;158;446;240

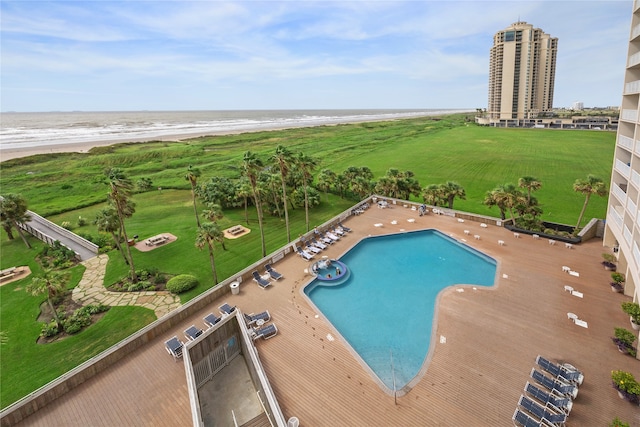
303;229;497;393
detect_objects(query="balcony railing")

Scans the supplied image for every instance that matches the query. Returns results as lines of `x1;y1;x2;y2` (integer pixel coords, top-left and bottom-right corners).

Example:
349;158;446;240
625;80;640;94
632;169;640;188
627;197;638;218
620;134;634;151
616;159;631;178
624;224;633;245
634;241;640;268
621;108;639;122
610;205;624;228
629;51;640;68
613;183;627;202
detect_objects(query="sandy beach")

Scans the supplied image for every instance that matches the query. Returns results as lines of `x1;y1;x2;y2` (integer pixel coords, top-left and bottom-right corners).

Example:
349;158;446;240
0;110;474;162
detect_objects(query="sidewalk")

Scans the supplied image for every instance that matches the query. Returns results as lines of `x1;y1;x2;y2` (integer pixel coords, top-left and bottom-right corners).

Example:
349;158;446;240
71;254;181;318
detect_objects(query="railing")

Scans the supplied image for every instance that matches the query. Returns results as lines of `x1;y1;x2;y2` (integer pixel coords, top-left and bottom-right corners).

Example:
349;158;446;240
624;224;633;246
616;159;631;178
621;108;639;122
628;198;638;219
613;184;627;203
619;134;634;151
629;51;640;68
624;79;640;94
634;241;640;268
256;391;275;427
610;206;624;229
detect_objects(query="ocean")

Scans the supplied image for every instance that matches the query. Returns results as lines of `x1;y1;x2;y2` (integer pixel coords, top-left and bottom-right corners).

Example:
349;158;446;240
0;109;470;152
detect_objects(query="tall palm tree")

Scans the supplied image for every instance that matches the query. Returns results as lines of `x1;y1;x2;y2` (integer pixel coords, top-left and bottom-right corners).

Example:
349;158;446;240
295;152;318;232
242;151;267;257
272;145;293;242
93;207;128;264
441;181;466;209
518;176;542;205
235;178;253;225
573;174;607;230
422;184;444;207
195;222;224;284
26;269;69;328
202;202;223;222
0;193;32;248
106;168;137;283
483;187;507;220
185;165;202;227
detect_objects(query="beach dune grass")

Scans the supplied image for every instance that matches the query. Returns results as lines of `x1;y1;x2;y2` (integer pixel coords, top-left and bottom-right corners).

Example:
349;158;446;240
0;115;614;224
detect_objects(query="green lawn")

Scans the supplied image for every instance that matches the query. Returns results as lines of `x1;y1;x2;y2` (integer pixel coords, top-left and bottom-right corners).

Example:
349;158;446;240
0;115;616;408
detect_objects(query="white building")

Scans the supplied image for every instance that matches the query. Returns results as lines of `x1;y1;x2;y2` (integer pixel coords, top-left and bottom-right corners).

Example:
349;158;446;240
603;1;640;342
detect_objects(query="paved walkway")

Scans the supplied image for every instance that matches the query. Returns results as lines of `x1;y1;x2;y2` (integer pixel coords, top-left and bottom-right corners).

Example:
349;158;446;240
71;254;181;318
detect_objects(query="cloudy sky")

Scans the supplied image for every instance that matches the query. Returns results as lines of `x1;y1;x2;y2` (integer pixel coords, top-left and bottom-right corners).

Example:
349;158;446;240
0;1;632;112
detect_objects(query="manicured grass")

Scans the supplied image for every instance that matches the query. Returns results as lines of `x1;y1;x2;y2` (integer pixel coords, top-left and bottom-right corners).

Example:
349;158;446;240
0;115;616;408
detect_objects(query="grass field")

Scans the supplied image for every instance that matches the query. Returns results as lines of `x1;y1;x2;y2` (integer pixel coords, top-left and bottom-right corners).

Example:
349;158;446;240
0;115;616;408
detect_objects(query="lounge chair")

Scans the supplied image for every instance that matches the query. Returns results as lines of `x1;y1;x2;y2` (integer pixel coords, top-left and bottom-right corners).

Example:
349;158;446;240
165;336;184;361
265;264;283;280
530;369;578;399
320;234;334;244
296;246;314;260
524;382;572;414
535;355;584;386
252;323;278;340
252;270;271;289
203;313;221;329
311;237;328;250
332;227;345;236
244;310;271;326
338;222;352;232
305;243;322;254
325;231;340;241
518;395;567;426
512;408;555;427
219;303;236;316
184;325;203;341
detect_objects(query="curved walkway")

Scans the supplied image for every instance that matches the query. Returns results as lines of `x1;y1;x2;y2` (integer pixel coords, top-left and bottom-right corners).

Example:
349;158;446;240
71;254;181;318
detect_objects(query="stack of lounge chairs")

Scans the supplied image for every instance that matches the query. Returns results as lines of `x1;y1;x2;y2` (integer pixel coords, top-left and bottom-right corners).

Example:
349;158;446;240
513;355;583;426
351;202;370;215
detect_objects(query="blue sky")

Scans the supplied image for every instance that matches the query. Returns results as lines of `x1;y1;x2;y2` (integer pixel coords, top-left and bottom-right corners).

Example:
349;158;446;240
0;1;632;112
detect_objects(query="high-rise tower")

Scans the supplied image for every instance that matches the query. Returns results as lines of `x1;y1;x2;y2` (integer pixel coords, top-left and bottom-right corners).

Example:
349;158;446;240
488;21;558;126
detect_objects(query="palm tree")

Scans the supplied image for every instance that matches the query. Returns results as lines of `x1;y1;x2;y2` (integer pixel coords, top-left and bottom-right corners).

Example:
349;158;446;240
202;202;223;222
316;169;337;201
185;165;202;227
518;176;542;205
483;187;507;220
235;178;252;225
422;184;444;207
351;176;372;199
573;174;607;231
94;207;128;264
272;145;293;242
0;193;32;248
295;152;318;232
441;182;466;209
242;151;267;257
195;222;224;284
26;269;69;328
106;168;137;283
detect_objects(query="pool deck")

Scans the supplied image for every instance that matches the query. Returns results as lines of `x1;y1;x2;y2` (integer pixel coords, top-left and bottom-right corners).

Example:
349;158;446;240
14;205;640;426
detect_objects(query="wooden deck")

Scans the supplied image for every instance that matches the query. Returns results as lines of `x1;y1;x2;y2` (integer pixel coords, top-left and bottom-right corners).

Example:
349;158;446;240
15;206;640;426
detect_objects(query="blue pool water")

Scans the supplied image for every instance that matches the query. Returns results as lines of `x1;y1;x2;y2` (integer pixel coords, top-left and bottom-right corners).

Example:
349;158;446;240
303;229;497;392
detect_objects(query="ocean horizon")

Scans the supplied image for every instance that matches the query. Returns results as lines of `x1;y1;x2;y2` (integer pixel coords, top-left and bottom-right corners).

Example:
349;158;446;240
0;109;472;152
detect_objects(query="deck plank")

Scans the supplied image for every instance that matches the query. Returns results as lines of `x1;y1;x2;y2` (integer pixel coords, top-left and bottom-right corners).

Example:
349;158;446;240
13;206;640;426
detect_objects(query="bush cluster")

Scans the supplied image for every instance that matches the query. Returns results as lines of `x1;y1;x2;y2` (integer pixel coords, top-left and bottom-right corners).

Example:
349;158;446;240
37;240;77;269
166;274;198;294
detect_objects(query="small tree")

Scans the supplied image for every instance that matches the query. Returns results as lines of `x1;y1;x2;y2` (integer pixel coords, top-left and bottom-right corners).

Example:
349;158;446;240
26;269;69;328
0;193;32;248
573;174;607;231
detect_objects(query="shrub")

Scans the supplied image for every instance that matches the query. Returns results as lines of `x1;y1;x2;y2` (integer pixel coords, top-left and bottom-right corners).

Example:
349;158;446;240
61;221;73;230
611;417;630;427
40;320;59;338
611;370;640;404
63;310;92;335
166;274;198;294
621;302;640;325
77;216;87;227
